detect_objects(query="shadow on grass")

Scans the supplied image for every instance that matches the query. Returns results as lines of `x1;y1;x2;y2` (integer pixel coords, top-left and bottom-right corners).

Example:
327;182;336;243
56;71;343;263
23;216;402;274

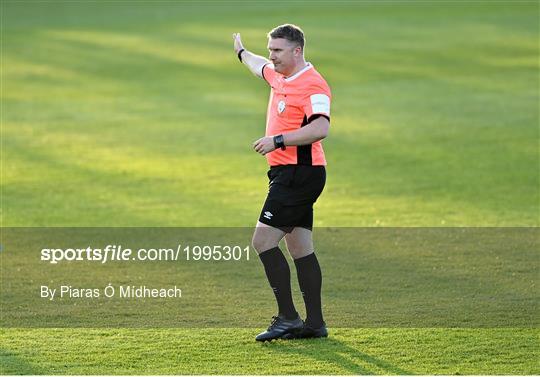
263;337;412;375
0;349;44;375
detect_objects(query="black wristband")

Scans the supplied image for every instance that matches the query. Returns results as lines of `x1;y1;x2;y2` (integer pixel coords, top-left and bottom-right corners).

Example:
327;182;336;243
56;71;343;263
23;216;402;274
237;48;245;63
273;134;286;150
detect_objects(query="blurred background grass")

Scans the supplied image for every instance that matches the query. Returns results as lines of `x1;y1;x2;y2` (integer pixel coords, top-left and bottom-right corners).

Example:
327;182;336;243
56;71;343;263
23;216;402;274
2;1;538;227
1;2;539;375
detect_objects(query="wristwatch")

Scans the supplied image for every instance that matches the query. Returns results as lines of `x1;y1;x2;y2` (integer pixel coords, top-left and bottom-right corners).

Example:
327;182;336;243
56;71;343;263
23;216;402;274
237;49;245;63
273;134;286;150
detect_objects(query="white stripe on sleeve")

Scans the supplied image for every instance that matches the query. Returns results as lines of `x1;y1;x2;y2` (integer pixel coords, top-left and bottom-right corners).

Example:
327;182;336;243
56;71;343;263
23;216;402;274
310;94;330;116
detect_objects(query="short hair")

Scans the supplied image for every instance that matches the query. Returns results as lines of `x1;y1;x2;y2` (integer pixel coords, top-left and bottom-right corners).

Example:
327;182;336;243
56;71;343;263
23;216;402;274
268;24;305;50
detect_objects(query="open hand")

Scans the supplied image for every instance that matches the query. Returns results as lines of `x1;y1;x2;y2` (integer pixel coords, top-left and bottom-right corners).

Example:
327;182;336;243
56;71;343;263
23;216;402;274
232;33;244;54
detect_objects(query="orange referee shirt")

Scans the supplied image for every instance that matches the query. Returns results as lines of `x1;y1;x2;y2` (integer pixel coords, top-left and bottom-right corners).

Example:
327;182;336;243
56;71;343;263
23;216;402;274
262;62;331;166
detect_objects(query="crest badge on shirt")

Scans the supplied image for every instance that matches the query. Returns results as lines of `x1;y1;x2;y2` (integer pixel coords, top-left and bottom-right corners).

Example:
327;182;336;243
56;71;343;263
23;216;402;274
277;100;286;114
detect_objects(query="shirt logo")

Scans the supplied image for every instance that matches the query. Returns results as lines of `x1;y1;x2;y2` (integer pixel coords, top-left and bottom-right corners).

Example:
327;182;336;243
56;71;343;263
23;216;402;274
277;100;286;114
263;211;273;220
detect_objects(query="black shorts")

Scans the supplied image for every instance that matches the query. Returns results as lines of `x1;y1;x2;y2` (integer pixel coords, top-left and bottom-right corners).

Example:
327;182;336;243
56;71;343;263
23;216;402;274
258;165;326;233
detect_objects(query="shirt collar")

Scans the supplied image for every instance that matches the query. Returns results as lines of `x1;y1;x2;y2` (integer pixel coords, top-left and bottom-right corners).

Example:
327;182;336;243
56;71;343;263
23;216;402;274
284;62;313;82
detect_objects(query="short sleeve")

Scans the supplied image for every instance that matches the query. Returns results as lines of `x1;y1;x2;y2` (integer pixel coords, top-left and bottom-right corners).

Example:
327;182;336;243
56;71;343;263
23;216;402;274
262;63;278;86
302;85;331;119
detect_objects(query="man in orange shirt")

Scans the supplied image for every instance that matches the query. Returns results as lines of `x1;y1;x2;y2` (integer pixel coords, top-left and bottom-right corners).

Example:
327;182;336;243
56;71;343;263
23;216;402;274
233;24;331;342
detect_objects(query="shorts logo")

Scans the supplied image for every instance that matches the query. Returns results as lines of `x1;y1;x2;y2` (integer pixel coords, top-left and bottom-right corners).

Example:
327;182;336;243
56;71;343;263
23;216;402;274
277;100;286;114
263;211;273;220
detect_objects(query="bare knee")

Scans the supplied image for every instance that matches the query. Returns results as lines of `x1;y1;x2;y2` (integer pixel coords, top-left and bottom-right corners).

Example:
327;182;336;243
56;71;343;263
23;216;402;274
284;238;302;258
252;223;287;254
285;227;314;259
286;242;313;259
287;247;307;259
252;228;283;254
252;233;278;254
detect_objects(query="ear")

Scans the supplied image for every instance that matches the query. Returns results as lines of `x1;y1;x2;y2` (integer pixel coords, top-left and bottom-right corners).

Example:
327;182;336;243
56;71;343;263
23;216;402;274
294;46;302;56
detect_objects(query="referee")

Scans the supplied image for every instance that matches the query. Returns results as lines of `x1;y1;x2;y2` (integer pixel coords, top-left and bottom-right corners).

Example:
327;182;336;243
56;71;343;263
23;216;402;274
233;24;331;341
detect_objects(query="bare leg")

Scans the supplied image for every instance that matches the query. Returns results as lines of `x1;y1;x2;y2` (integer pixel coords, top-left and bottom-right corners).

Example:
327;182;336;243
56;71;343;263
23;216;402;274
284;227;314;259
252;221;286;254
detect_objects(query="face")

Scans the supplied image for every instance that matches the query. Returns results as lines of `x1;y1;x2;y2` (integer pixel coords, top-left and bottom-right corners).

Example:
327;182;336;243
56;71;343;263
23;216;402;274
267;38;301;75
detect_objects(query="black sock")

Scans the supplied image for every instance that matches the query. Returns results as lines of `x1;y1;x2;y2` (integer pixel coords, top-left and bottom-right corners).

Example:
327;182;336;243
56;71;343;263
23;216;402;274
294;252;324;328
258;247;298;320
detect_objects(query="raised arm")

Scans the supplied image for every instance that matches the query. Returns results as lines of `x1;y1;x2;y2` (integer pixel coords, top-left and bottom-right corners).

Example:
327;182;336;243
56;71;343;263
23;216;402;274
233;33;269;78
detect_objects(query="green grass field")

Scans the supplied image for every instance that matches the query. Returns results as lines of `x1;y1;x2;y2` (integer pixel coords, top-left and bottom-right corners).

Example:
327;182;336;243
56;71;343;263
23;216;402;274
1;1;539;375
